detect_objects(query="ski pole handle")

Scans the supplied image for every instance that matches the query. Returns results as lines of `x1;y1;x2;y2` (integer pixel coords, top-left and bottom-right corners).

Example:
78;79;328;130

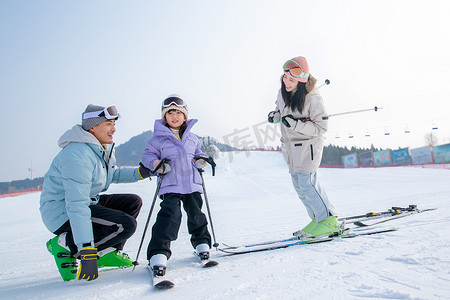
317;79;330;89
194;156;216;176
152;158;171;174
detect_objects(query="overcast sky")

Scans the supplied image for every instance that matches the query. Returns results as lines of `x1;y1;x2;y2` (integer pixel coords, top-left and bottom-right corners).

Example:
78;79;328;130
1;0;450;181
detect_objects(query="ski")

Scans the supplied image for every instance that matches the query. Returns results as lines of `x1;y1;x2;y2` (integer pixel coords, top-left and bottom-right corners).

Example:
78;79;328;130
339;204;426;224
222;237;298;250
221;206;431;251
219;228;398;255
148;265;174;290
219;206;433;254
220;228;350;251
221;226;377;251
221;224;354;250
193;252;219;268
354;208;436;227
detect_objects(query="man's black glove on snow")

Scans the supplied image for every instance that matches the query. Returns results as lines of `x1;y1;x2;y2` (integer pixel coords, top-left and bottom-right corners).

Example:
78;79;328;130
138;162;153;179
77;248;98;281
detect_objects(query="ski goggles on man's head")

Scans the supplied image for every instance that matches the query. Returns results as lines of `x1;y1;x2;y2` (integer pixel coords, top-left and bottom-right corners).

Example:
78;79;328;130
283;60;309;80
162;96;186;108
82;105;120;120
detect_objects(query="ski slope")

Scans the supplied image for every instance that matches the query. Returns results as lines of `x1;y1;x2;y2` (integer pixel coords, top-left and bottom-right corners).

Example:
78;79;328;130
1;151;449;300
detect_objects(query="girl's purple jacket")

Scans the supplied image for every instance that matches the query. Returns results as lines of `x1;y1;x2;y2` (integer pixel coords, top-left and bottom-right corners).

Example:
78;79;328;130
141;119;206;196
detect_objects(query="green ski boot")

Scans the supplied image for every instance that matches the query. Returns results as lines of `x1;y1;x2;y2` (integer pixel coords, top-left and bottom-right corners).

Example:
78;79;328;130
97;248;135;268
46;233;77;281
293;219;317;238
308;216;340;237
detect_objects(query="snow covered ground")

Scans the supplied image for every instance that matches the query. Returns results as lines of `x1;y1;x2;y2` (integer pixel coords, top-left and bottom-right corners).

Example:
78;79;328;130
1;151;449;300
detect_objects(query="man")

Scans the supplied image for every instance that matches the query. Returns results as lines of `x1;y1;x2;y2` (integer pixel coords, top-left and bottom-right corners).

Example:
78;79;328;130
40;104;153;281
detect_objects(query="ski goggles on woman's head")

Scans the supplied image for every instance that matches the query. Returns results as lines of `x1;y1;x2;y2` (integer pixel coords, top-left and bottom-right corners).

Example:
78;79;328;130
162;96;187;108
82;105;120;120
283;60;309;80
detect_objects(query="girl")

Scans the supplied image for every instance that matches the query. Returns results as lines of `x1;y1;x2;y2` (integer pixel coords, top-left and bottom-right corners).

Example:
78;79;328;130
268;56;339;237
141;94;212;276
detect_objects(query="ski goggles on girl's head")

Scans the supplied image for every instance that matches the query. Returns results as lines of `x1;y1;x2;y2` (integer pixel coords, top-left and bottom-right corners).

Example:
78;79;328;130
162;96;187;108
82;105;120;120
283;60;309;80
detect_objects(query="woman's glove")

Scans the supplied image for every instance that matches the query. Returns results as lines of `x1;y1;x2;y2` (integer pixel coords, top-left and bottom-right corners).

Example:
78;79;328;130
282;115;297;128
282;115;310;128
77;248;98;281
268;110;281;123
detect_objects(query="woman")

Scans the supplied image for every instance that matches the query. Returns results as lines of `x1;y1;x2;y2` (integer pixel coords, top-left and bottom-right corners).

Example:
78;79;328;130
268;56;339;237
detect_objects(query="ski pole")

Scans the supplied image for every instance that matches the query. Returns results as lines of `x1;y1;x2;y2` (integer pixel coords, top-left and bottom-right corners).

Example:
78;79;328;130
329;106;382;117
283;106;382;125
194;156;216;176
279;79;382;123
316;79;382;117
338;204;418;221
198;168;219;250
317;79;330;89
310;79;382;118
316;79;383;117
133;159;170;270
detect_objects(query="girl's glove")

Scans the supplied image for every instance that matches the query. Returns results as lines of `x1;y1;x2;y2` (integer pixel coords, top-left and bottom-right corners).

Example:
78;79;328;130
268;110;281;123
194;157;208;169
193;156;216;176
153;160;171;174
77;248;98;281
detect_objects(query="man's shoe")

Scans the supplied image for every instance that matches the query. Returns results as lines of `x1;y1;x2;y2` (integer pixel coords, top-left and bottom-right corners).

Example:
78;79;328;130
97;248;134;268
46;233;77;281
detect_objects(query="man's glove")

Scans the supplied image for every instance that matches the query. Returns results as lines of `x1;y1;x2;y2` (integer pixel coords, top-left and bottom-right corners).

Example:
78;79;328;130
194;157;208;169
138;162;153;179
77;248;98;281
268;110;281;123
153;160;171;174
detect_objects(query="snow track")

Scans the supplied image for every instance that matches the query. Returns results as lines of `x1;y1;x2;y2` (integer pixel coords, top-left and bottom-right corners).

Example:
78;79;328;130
1;151;449;299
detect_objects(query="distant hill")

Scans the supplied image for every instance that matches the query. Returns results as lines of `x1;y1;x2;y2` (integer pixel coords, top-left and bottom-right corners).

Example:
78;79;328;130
115;130;236;166
115;130;154;166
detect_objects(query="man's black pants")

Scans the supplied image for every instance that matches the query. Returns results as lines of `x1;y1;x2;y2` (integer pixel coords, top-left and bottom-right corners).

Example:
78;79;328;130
54;193;142;254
